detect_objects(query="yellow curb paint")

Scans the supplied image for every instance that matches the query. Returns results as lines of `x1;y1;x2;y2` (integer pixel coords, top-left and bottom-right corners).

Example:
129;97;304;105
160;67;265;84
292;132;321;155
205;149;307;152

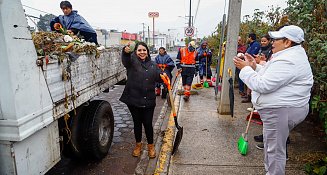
154;79;182;174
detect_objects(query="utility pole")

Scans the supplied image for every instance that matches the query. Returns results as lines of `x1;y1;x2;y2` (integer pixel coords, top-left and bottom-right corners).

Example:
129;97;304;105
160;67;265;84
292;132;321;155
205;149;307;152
153;17;155;48
188;0;192;42
218;0;242;115
142;23;145;42
148;26;150;46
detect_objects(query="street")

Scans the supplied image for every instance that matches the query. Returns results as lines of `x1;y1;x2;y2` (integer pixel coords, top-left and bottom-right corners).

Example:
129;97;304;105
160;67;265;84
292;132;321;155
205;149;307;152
46;52;177;175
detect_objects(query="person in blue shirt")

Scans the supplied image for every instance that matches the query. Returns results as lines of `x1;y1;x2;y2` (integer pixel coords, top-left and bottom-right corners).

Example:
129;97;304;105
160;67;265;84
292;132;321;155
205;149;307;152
154;47;175;98
242;33;260;103
246;33;261;56
50;1;98;45
197;41;213;86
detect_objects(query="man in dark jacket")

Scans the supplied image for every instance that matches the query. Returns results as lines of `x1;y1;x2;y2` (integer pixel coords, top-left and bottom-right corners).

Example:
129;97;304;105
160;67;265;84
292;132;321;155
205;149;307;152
154;47;175;98
50;1;98;45
242;33;260;103
197;41;213;86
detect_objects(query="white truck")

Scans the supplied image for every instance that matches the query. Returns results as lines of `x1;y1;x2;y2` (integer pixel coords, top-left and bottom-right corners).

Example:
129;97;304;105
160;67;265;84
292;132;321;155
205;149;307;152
0;0;126;174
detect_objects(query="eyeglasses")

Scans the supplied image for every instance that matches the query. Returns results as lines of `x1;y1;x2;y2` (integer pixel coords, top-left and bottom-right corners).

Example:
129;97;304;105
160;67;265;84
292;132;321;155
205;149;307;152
272;37;286;41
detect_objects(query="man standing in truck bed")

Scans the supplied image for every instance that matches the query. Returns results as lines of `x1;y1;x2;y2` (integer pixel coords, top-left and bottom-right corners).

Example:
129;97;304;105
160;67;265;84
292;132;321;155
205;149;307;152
50;1;98;45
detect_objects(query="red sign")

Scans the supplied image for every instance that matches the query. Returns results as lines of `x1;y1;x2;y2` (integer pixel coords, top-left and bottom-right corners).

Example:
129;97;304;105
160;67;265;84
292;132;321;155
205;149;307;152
148;12;159;18
122;32;139;41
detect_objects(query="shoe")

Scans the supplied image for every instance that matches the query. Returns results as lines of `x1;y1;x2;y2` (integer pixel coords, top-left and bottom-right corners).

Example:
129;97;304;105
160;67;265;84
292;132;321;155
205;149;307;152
132;142;142;157
247;107;254;112
183;95;189;101
239;92;246;96
254;134;263;142
161;88;167;99
155;88;161;96
241;96;251;103
256;143;264;150
147;144;156;158
241;95;248;98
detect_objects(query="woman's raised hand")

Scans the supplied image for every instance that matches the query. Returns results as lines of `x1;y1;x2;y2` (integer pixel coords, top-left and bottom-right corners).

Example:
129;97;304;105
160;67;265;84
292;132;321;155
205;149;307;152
124;44;131;53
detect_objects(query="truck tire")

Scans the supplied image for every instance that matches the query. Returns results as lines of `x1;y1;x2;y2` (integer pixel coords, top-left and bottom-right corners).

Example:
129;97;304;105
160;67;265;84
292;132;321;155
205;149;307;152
82;100;114;160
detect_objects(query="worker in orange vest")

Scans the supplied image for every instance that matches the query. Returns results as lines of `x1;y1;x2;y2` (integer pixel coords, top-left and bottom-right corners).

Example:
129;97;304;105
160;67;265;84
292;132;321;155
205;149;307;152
175;41;199;101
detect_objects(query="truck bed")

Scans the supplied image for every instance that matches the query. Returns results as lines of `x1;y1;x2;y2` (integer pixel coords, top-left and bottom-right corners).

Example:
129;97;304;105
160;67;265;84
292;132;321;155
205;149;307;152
42;48;126;119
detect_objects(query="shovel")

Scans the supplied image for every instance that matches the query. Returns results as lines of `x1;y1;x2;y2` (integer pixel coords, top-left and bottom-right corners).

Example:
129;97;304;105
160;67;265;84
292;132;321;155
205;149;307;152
237;107;255;155
160;73;183;155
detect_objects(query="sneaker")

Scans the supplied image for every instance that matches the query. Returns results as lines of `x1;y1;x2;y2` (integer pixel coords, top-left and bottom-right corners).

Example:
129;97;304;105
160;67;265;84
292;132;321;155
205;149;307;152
256;143;264;150
247;107;254;112
241;96;251;103
241;95;248;98
254;134;263;142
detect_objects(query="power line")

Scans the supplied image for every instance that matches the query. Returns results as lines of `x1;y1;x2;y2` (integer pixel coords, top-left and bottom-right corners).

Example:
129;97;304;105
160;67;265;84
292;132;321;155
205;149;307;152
193;0;201;26
22;4;55;15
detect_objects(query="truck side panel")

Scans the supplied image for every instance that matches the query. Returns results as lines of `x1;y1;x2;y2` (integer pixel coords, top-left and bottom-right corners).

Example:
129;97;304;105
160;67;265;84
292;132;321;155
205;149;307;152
0;121;60;175
43;49;126;119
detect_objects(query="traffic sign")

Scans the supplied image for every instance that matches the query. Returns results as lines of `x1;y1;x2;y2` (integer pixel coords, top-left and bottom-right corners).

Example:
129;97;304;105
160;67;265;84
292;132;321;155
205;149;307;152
148;12;159;18
184;26;195;37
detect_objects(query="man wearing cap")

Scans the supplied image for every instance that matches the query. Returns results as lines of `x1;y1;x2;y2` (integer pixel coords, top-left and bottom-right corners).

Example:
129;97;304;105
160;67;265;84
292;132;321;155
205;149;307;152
197;41;213;86
50;1;98;45
234;25;313;174
176;41;199;101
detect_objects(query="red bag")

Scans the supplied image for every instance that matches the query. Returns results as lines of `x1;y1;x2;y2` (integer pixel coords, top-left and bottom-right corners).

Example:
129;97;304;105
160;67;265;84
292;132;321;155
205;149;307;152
246;111;263;125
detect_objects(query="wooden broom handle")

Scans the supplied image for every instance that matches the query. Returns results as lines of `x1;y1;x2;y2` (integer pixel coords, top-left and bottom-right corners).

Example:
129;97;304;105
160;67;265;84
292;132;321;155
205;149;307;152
245;107;255;134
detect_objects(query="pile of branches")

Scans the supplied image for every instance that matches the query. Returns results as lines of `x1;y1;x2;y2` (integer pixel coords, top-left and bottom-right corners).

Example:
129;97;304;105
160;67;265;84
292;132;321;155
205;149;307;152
32;32;98;58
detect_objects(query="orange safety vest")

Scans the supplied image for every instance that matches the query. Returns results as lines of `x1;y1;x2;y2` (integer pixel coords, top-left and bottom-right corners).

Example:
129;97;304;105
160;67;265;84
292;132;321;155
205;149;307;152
180;47;197;65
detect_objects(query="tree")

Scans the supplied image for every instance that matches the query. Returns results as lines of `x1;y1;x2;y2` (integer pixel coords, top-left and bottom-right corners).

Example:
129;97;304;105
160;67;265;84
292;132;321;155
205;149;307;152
37;14;56;31
286;0;327;137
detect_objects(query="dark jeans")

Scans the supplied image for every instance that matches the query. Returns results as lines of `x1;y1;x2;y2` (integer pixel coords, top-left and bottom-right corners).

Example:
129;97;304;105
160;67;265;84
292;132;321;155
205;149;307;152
127;105;155;144
182;75;194;86
235;68;244;93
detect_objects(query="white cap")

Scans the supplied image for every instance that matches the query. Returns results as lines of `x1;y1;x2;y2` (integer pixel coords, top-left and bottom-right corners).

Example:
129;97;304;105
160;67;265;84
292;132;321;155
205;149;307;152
268;25;304;44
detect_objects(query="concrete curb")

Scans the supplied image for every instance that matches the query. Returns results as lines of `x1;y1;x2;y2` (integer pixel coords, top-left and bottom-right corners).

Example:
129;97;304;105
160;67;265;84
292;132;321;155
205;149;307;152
153;79;183;175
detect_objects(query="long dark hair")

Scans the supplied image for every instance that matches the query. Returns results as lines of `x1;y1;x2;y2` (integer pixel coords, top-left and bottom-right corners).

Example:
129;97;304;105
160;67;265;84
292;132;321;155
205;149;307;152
134;42;151;59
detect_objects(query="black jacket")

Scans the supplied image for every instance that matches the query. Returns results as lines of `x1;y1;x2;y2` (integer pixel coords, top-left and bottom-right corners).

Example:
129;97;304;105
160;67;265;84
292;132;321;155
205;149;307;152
119;50;162;107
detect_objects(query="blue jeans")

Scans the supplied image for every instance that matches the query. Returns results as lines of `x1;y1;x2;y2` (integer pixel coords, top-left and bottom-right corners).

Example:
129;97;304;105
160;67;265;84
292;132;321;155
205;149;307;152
235;68;244;93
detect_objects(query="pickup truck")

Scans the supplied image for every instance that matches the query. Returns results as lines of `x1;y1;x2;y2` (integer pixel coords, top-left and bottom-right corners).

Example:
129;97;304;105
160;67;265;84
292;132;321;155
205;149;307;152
0;0;126;174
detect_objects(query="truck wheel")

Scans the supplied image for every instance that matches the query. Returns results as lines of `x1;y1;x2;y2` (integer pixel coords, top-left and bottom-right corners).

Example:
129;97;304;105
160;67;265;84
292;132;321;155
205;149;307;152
82;100;114;160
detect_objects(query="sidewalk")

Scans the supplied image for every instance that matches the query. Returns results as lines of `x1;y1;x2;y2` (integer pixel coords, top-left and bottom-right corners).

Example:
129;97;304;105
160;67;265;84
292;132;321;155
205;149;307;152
153;78;326;175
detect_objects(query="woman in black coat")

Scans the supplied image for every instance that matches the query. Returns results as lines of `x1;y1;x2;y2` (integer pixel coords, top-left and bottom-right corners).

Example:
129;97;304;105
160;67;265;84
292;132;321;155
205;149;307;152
120;42;162;158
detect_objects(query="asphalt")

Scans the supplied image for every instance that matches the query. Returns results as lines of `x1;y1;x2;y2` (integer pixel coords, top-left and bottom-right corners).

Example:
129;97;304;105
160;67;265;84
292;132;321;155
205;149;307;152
149;77;327;175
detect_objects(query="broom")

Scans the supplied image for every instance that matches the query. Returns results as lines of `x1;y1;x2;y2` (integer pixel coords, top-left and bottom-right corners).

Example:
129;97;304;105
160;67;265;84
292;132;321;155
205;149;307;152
203;52;209;88
237;107;255;155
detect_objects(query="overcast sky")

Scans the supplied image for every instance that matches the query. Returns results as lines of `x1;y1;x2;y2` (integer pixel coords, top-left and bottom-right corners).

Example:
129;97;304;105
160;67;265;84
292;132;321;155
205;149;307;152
21;0;287;39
